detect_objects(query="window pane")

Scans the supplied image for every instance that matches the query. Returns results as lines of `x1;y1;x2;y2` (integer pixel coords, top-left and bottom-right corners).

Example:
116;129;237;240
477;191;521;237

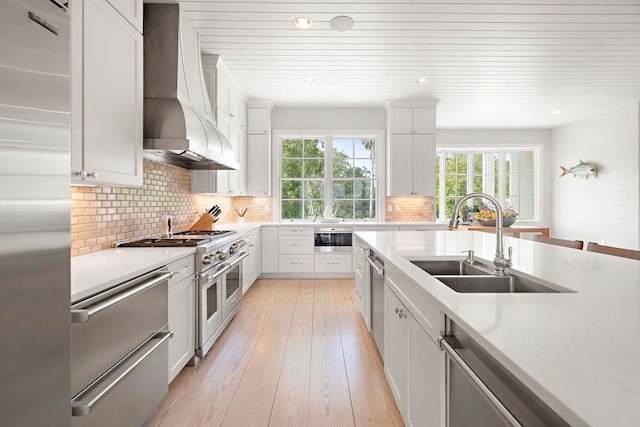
355;200;375;219
333;157;353;178
333;200;353;219
519;197;534;219
282;200;302;219
304;159;324;178
473;176;483;193
355;138;376;158
456;154;468;174
354;180;376;199
332;180;353;199
282;159;302;178
333;138;353;158
304;139;325;158
282;180;302;199
354;159;374;178
282;139;303;158
304;200;324;218
304;180;325;199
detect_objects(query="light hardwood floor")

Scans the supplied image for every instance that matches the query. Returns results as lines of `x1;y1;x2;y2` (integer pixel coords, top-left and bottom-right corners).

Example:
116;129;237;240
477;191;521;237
146;279;403;427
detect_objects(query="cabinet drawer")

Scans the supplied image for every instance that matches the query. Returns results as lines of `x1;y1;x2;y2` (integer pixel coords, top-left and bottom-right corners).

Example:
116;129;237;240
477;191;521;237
279;236;313;254
167;256;195;287
280;227;313;236
279;255;313;273
315;254;352;273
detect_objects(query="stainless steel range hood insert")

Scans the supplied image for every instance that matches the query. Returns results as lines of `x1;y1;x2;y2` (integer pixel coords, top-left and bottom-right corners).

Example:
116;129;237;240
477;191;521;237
143;4;238;170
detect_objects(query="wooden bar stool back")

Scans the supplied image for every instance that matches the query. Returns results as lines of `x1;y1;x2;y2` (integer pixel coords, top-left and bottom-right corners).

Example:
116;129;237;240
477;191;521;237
533;235;584;250
586;242;640;260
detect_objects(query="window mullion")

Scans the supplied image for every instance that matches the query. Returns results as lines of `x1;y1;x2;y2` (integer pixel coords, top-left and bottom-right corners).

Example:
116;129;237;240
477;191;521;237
325;136;332;212
498;151;506;207
439;153;446;220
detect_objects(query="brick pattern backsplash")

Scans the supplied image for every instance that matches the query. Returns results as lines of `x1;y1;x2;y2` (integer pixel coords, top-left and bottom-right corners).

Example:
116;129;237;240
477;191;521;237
385;196;435;221
71;159;236;256
232;196;273;222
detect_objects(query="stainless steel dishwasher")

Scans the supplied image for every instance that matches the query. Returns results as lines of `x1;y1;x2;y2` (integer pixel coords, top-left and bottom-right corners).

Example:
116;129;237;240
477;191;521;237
366;253;385;356
441;321;570;427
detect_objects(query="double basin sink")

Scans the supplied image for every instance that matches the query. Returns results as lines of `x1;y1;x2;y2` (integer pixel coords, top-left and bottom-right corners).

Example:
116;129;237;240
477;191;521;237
411;260;561;293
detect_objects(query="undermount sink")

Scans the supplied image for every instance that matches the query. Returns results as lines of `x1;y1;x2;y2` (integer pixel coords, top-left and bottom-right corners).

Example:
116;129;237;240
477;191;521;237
432;275;558;293
411;260;564;293
410;260;491;276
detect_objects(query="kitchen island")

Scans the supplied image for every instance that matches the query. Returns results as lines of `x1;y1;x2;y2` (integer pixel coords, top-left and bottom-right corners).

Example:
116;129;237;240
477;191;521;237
356;230;640;427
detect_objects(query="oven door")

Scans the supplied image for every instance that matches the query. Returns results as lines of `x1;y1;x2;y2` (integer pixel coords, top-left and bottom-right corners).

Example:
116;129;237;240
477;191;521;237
222;252;249;319
197;263;228;357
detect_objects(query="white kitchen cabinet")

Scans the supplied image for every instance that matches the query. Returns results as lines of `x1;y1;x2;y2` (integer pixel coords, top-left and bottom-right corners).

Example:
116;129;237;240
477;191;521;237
261;226;279;273
354;238;369;326
315;254;352;273
389;107;436;135
71;0;143;187
406;314;444;427
386;101;438;196
242;229;261;293
279;236;314;254
246;101;273;196
388;134;436;196
279;255;314;273
106;0;142;32
167;256;196;384
384;270;445;427
246;134;271;196
216;77;230;118
384;285;407;410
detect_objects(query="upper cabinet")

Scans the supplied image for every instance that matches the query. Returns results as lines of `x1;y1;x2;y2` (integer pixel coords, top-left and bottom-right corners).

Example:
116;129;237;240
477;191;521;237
71;0;143;187
386;100;439;196
246;100;273;196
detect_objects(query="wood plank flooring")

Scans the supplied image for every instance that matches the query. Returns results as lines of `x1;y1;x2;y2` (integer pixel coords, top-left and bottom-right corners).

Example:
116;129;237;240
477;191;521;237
146;279;403;427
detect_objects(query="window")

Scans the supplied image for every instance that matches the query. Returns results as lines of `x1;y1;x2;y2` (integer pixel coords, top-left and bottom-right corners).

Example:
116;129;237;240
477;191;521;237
279;135;379;220
435;149;538;221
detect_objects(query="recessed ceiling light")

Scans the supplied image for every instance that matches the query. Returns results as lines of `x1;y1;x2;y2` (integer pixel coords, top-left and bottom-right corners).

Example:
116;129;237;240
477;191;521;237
417;77;428;84
553;110;563;115
330;15;355;32
293;17;312;29
304;76;314;83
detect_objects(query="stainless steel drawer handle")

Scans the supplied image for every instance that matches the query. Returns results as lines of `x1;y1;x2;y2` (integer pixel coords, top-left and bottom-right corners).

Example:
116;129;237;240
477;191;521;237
366;256;384;275
71;271;171;323
71;331;173;417
439;337;522;427
170;265;191;277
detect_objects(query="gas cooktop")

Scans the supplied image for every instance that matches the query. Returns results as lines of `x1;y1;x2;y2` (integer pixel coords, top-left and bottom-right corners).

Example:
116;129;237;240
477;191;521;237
118;230;236;248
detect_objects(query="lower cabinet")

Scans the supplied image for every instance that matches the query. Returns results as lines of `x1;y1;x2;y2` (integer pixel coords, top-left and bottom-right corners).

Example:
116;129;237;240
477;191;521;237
242;229;261;293
279;255;314;273
354;238;369;326
314;254;352;273
261;226;278;273
384;282;444;426
167;257;196;384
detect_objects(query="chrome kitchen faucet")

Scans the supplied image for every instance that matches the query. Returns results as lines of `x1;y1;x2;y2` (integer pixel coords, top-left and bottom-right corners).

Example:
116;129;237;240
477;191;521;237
448;193;512;276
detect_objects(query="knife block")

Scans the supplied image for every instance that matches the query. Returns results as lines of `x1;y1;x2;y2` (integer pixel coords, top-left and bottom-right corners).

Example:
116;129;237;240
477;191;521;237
188;213;216;231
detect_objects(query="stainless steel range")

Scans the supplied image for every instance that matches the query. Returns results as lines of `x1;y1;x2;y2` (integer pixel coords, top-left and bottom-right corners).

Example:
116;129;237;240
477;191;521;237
119;230;248;359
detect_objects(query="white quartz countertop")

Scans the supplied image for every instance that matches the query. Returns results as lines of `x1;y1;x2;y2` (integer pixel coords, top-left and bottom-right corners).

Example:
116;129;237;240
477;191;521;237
355;230;640;427
71;247;196;303
221;221;446;228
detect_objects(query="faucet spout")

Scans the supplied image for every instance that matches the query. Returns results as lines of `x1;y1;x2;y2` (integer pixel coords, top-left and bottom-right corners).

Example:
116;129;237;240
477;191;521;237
448;192;512;276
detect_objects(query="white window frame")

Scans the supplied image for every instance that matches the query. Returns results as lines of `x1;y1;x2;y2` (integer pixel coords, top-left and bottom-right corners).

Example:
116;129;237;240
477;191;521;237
273;130;385;222
435;145;543;223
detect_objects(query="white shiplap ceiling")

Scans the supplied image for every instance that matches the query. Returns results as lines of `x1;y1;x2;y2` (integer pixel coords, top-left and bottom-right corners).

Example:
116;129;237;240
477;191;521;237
181;0;640;128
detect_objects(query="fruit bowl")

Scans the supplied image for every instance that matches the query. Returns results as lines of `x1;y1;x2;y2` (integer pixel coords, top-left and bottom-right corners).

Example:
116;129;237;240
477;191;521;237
477;218;516;227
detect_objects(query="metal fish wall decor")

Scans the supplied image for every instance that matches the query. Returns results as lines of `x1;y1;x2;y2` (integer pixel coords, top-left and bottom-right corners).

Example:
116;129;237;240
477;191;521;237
559;160;598;178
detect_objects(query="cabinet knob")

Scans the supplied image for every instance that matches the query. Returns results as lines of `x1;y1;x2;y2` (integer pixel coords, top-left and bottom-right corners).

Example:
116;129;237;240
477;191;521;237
88;171;98;179
75;170;98;179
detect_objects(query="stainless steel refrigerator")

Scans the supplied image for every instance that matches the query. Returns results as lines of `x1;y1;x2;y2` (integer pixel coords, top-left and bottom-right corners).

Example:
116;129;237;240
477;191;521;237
0;1;71;425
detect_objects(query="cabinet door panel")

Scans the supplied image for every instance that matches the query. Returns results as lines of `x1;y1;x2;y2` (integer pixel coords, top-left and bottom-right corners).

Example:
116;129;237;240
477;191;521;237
82;0;143;186
412;134;436;196
388;134;413;196
261;227;278;273
217;78;229;116
246;134;271;196
389;107;413;134
168;277;195;383
384;286;406;413
106;0;142;32
227;124;240;194
413;107;436;134
247;108;269;135
407;314;443;427
228;91;240;123
191;170;216;193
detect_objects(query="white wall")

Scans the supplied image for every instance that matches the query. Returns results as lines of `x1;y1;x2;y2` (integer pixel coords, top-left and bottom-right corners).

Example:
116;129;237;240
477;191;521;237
437;129;553;224
551;103;640;249
272;107;386;130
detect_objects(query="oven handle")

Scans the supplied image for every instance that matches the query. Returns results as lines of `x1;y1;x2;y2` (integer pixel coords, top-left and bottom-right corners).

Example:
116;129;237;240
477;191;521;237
71;330;173;416
366;256;384;275
439;336;522;427
224;251;249;269
202;264;230;284
71;271;171;323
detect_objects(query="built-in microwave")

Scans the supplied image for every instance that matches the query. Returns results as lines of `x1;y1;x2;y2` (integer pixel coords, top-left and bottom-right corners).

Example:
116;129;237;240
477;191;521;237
314;227;353;252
